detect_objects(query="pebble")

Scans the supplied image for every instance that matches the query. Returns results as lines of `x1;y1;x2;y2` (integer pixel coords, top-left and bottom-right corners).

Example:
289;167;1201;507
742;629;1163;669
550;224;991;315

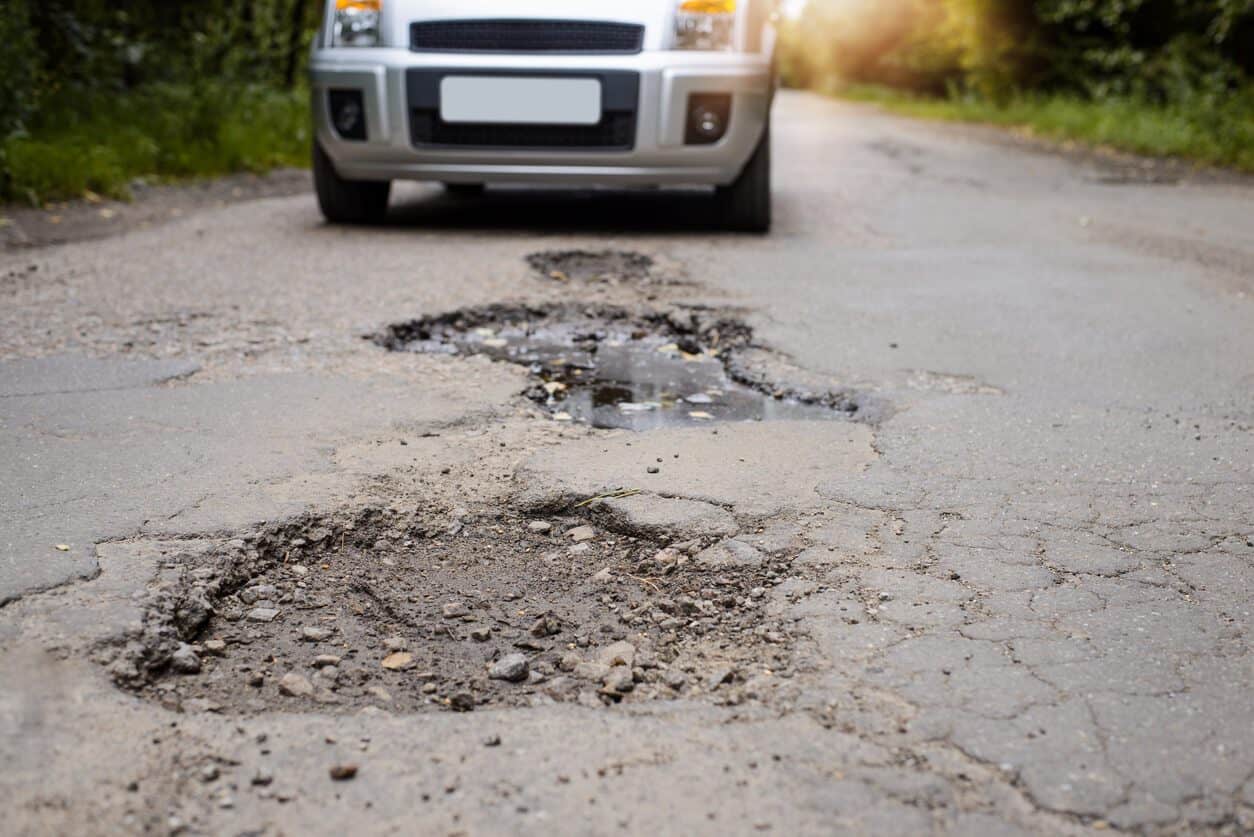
590;567;614;584
442;602;469;618
279;672;315;697
329;764;359;781
199;765;220;783
203;639;227;656
170;643;202;674
574;661;611;681
529;613;562;638
488;653;530;682
313;654;341;668
596;641;637;668
647;466;660;474
301;626;333;642
366;686;393;703
569;543;591;555
239;585;277;605
568;525;596;542
469;626;492;642
663;669;687;690
381;652;415;671
449;692;476;712
602;666;635;694
247;608;280;623
251;769;274;787
247;672;265;688
528;521;552;533
483;735;502;747
382;636;407;651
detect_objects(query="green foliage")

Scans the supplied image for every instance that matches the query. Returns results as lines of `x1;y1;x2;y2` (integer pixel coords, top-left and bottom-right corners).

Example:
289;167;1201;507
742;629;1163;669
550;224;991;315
3;84;310;204
0;0;321;203
783;0;1254;102
837;83;1254;171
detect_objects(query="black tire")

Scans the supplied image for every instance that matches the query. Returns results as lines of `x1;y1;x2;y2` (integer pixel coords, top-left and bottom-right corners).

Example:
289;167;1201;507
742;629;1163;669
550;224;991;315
716;122;771;233
443;182;486;197
313;142;390;225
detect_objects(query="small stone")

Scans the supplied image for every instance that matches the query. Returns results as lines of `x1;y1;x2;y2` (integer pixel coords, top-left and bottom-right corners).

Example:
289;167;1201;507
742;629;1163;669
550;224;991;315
528;521;552;534
559;652;582;672
442;602;469;619
590;567;614;584
469;626;492;642
200;765;220;783
313;654;341;668
247;608;280;623
602;666;635;694
381;652;415;671
329;764;358;781
366;686;393;702
291;565;309;577
483;735;502;747
663;669;687;690
449;692;476;712
705;667;735;691
488;653;530;682
596;641;636;668
421;682;438;694
529;613;562;638
251;769;274;787
569;543;591;555
239;585;277;605
279;672;315;697
647;466;660;475
170;643;201;675
203;639;227;656
247;672;265;688
574;661;611;681
568;525;596;542
301;626;333;642
382;636;406;651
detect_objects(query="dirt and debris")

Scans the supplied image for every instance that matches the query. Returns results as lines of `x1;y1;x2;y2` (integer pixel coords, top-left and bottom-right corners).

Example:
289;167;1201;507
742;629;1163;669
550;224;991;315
377;302;866;428
108;505;820;715
526;250;661;285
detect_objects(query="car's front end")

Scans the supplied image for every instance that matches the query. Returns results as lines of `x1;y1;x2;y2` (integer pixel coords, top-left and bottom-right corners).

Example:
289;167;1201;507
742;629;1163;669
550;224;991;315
309;0;776;229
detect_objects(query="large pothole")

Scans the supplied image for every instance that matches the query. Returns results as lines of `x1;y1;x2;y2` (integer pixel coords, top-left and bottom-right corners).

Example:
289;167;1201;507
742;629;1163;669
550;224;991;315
376;303;860;430
116;506;816;715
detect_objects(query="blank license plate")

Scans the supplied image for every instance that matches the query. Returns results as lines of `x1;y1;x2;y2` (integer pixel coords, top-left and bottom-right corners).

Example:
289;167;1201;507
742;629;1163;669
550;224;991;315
439;76;602;125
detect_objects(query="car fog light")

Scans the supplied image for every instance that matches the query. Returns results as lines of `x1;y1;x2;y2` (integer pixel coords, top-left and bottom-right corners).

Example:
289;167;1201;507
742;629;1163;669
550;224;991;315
685;93;731;145
329;89;367;141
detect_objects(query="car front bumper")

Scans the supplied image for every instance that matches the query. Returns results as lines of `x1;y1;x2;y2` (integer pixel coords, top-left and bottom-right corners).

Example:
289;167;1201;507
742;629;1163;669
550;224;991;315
310;48;772;186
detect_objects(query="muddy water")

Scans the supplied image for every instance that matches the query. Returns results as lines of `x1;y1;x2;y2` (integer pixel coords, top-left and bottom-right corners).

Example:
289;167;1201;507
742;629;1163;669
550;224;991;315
399;319;840;430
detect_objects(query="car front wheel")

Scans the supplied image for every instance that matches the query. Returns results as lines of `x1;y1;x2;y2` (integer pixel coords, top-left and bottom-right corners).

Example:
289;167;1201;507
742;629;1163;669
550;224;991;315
313;143;390;225
715;122;771;233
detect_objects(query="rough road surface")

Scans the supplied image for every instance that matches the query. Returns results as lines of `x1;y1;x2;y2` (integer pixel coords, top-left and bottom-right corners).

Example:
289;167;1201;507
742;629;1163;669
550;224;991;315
2;93;1252;836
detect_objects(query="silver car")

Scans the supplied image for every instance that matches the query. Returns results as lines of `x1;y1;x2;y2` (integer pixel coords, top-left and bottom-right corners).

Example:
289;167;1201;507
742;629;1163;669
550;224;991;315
310;0;776;230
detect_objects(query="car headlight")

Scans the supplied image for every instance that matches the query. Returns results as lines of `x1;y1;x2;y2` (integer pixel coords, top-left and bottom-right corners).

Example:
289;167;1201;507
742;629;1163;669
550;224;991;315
332;0;382;47
673;0;737;51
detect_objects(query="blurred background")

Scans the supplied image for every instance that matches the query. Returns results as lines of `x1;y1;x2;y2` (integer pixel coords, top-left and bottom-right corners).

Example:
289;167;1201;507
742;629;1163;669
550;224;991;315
1;0;1251;207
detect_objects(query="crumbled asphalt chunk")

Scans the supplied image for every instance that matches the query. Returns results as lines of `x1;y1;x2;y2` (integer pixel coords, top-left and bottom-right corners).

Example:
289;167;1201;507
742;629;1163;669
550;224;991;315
488;654;530;683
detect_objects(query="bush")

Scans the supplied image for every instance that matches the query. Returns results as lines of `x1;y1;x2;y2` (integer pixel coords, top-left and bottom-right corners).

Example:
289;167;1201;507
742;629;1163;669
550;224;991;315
2;83;310;204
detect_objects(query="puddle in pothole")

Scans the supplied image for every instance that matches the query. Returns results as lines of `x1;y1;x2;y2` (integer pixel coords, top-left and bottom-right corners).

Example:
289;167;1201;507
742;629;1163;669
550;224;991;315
379;304;850;430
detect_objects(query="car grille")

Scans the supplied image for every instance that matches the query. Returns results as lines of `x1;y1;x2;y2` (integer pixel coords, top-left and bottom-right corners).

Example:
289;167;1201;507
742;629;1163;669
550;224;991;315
406;69;640;151
409;111;637;150
410;19;645;54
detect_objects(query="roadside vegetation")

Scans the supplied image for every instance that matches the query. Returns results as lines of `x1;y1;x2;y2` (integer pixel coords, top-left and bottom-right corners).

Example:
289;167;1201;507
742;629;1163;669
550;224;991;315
0;0;320;205
780;0;1254;172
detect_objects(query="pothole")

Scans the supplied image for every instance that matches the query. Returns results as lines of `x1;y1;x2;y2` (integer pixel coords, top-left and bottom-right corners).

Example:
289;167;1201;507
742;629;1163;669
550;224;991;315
526;250;660;284
111;507;813;715
376;303;858;430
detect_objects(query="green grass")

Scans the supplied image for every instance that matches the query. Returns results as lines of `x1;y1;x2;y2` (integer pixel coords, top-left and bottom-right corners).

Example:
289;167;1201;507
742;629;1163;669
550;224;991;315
1;83;310;205
827;83;1254;173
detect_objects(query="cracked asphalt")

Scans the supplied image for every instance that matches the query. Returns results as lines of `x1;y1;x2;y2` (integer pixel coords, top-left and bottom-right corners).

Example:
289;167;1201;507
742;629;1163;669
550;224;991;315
1;92;1252;835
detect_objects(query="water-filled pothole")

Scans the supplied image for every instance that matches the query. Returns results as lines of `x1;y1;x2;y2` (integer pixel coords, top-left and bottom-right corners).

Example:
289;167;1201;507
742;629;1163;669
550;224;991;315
378;304;852;430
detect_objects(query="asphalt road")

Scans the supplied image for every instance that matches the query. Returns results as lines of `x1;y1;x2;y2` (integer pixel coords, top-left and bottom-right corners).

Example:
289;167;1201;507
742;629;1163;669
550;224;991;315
1;92;1251;835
